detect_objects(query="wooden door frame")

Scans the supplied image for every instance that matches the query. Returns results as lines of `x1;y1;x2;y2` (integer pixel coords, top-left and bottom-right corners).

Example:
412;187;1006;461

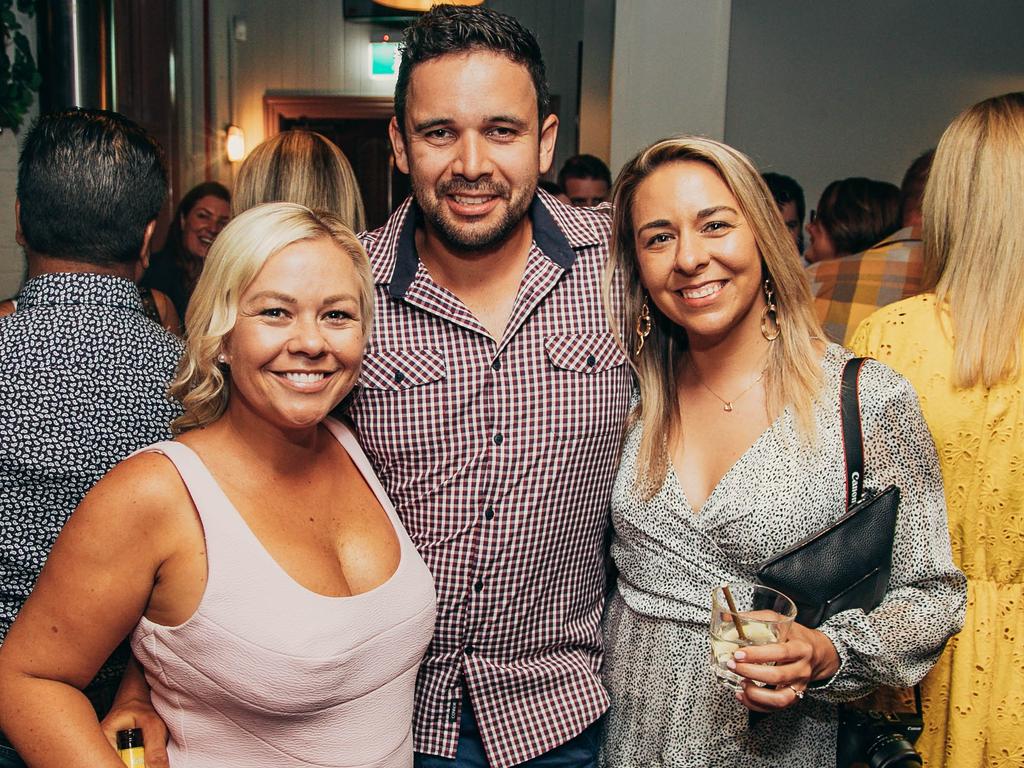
262;94;395;137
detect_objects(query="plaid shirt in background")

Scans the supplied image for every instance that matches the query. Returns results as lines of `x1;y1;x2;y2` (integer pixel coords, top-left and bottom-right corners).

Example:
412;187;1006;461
806;226;925;345
352;193;631;768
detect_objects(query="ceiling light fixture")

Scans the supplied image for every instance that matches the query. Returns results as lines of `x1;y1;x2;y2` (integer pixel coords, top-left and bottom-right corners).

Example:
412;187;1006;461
372;0;483;11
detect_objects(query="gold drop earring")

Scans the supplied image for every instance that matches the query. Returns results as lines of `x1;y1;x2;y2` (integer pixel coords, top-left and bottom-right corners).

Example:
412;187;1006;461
761;279;780;341
634;299;652;355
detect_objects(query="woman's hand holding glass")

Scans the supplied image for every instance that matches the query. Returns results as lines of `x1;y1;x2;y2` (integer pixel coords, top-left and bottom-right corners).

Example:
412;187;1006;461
730;617;841;712
710;582;841;712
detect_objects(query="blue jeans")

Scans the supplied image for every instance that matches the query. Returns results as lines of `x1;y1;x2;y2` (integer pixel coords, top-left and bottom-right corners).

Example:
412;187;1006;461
415;695;601;768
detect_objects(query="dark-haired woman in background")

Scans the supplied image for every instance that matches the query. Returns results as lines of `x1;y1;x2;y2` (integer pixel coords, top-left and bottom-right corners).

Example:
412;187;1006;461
141;181;231;322
805;177;899;264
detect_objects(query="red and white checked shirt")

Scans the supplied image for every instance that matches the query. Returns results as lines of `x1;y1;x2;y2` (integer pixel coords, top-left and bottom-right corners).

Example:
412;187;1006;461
352;192;631;767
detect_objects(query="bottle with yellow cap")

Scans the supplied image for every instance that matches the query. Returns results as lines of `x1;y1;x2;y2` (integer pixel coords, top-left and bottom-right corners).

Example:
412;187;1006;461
116;728;146;767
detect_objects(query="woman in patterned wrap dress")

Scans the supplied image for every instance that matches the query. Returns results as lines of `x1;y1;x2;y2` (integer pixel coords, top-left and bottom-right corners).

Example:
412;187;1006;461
598;136;966;767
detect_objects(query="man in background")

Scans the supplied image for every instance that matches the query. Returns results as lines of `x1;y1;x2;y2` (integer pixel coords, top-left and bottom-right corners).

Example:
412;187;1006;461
806;150;933;344
762;171;805;254
557;153;612;207
0;108;182;767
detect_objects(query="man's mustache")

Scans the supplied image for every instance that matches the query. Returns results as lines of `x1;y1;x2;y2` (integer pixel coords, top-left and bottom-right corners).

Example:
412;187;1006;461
437;180;510;198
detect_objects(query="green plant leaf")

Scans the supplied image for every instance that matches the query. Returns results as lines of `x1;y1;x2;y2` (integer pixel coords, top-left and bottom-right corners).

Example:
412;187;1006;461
0;0;38;130
14;30;30;56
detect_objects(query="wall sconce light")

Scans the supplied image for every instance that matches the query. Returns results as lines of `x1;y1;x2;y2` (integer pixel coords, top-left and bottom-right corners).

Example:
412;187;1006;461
225;124;245;162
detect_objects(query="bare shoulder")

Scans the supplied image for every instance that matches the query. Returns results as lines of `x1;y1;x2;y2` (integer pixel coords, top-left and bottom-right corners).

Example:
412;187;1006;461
76;450;193;533
149;287;173;316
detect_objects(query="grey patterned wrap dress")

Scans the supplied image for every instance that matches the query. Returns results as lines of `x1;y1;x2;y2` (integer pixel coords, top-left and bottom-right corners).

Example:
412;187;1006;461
600;345;966;767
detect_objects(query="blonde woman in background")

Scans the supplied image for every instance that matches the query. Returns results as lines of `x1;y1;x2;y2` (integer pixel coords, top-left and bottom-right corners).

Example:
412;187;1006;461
0;204;435;767
233;130;366;231
852;91;1024;768
599;136;964;767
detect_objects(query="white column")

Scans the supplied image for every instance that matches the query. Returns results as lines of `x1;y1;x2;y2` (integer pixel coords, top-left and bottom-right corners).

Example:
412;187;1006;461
610;0;732;173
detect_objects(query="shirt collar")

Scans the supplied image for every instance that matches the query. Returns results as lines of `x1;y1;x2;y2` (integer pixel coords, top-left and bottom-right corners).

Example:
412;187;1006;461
384;189;604;300
16;272;146;313
876;225;921;246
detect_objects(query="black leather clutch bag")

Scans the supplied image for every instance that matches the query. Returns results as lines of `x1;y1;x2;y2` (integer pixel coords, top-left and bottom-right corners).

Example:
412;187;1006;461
756;358;899;629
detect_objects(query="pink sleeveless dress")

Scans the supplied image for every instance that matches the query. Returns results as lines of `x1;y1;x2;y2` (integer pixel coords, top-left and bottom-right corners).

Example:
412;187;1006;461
130;419;436;767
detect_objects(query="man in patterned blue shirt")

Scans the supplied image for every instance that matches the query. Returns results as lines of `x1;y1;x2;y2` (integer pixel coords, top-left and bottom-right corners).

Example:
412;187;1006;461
0;109;183;767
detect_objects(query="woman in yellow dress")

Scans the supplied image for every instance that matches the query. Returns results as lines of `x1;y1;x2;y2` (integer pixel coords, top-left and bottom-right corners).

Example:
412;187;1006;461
851;91;1024;768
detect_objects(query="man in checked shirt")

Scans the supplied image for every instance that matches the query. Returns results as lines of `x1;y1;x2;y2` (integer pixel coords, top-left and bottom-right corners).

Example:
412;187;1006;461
102;6;631;767
350;6;632;767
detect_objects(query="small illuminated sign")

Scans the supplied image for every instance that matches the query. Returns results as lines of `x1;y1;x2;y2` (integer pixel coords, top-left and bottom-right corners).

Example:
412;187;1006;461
369;41;401;79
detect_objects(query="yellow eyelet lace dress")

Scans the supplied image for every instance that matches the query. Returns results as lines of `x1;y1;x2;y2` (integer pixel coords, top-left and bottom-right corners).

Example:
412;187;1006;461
852;293;1024;768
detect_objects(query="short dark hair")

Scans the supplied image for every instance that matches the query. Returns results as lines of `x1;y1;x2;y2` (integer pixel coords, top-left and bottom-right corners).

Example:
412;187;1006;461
17;109;167;266
557;154;612;188
395;5;550;132
538;180;563;197
816;177;901;256
899;149;934;224
761;172;806;226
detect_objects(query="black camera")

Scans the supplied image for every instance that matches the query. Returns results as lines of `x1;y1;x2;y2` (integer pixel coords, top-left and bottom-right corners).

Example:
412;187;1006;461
836;706;924;768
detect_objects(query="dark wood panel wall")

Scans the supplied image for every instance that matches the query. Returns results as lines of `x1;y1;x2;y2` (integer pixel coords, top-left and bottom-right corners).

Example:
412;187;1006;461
113;0;179;245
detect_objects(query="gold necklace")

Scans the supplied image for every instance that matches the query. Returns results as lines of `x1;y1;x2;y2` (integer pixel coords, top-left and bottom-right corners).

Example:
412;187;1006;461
692;363;768;413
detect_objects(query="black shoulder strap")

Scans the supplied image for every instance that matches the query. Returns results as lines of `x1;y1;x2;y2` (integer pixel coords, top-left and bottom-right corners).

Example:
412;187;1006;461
840;357;867;508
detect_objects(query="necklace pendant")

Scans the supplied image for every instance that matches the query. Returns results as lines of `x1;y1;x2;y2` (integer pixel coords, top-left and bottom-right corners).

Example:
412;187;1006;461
723;402;733;412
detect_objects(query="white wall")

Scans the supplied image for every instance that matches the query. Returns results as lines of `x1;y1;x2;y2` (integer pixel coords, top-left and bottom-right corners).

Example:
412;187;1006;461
490;0;586;177
610;0;732;173
0;130;26;299
725;0;1024;215
578;0;615;163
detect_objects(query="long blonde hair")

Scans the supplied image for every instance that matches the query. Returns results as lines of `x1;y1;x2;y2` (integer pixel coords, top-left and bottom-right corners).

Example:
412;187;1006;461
923;91;1024;388
170;203;374;433
603;136;824;497
233;130;366;232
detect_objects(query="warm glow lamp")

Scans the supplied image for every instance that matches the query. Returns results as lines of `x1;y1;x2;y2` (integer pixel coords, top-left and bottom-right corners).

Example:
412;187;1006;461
225;124;245;162
373;0;483;11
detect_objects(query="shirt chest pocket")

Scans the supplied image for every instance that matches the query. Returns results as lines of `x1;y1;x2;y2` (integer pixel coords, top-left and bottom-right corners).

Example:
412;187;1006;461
359;348;447;392
544;332;631;440
355;348;448;460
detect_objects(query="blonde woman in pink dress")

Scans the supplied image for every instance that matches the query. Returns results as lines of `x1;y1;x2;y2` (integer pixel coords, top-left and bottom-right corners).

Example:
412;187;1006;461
0;203;436;768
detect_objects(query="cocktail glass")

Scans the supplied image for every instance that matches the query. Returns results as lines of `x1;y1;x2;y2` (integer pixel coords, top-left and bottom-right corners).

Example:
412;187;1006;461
709;582;797;690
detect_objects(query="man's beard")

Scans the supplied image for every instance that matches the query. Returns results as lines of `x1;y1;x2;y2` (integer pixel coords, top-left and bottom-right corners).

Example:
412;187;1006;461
413;177;536;253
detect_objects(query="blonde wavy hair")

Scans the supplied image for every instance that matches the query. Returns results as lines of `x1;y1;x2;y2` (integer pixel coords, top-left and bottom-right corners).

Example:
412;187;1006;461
233;130;366;232
603;136;825;498
923;91;1024;388
169;202;374;433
